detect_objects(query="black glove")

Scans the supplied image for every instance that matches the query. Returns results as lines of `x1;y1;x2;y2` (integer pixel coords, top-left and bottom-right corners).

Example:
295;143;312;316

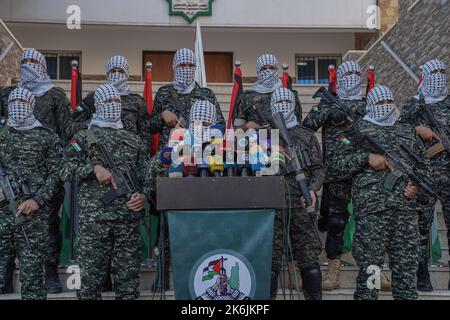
327;109;347;124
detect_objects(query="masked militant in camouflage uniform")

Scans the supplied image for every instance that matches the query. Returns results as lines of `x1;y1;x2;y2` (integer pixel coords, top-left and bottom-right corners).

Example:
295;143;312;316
71;55;151;291
331;85;432;300
72;55;151;149
149;48;225;150
269;88;325;300
232;54;302;129
0;88;62;299
401;59;449;292
302;61;368;290
17;49;80;293
59;84;152;300
148;49;225;292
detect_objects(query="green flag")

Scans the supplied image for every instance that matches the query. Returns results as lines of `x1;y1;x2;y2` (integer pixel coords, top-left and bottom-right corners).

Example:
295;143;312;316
343;201;355;253
431;208;442;263
167;209;274;300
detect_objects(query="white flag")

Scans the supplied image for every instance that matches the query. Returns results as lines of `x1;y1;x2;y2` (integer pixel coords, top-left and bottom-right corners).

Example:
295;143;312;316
195;21;207;88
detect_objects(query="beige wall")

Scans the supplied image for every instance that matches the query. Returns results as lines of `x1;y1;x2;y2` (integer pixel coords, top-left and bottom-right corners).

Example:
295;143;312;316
9;23;355;81
1;0;376;29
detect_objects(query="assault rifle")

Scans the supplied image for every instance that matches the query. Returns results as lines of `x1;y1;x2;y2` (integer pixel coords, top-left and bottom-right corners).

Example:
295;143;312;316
0;165;31;248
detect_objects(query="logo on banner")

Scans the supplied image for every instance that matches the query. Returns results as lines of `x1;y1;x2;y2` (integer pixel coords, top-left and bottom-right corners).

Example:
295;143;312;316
167;0;214;24
189;249;256;300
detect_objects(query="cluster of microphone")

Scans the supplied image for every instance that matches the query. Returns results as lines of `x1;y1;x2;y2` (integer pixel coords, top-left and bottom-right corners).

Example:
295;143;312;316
159;124;287;178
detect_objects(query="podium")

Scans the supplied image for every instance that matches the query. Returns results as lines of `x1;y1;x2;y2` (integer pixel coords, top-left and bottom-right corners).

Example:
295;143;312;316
157;176;285;300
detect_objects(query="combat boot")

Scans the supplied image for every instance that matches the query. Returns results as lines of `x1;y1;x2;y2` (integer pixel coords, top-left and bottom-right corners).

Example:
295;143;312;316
45;262;63;294
380;272;392;291
300;264;322;300
416;261;433;292
322;259;340;291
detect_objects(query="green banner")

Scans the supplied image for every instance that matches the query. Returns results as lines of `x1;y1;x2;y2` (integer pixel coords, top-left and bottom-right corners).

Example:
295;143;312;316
167;209;274;300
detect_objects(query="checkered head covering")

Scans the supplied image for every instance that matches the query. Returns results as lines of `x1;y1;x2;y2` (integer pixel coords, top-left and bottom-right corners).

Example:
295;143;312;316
189;99;217;145
336;61;362;100
252;54;282;94
90;84;123;129
271;88;298;129
18;49;54;97
173;48;196;94
363;85;398;126
7;87;43;131
420;59;448;104
106;55;131;96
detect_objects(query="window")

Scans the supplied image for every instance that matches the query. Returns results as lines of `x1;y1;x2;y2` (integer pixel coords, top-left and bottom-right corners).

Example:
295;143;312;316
296;55;341;84
41;51;82;80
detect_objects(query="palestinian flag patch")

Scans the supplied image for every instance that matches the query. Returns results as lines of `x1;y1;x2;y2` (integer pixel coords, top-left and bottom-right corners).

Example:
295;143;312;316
70;138;82;153
339;136;351;145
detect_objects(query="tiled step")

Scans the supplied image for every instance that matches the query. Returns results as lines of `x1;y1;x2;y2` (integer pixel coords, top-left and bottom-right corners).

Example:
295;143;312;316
8;263;450;294
3;288;450;300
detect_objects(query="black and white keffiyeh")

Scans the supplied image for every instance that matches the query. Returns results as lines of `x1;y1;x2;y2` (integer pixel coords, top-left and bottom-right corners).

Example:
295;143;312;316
336;61;362;100
106;55;131;96
7;87;43;131
90;84;123;129
173;48;197;94
363;85;398;126
189;99;217;145
18;49;54;97
271;87;298;129
252;54;282;94
417;59;448;104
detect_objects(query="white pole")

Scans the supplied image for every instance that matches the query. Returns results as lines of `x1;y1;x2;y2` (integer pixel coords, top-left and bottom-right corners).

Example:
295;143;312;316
195;21;207;88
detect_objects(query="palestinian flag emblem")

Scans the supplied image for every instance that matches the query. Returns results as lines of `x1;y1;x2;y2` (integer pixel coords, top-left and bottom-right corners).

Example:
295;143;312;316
70;138;82;153
190;250;256;300
202;258;224;281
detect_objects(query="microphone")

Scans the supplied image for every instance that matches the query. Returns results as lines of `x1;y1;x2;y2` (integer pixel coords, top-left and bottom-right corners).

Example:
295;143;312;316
208;155;224;177
249;145;267;177
237;152;250;177
160;147;173;170
193;144;210;177
223;142;236;177
183;157;199;177
209;124;225;143
267;150;286;176
168;163;184;178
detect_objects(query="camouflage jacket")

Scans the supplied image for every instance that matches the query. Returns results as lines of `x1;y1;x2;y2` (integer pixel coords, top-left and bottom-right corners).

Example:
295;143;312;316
283;125;325;208
33;87;80;143
0;126;62;212
72;92;151;150
59;126;152;222
0;86;14;120
330;120;432;215
401;95;450;168
302;98;366;182
149;83;225;150
232;89;302;127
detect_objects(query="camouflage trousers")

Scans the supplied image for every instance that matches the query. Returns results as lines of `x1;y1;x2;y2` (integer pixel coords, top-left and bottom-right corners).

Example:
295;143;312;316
353;210;419;300
417;169;450;262
271;208;322;296
320;181;352;260
417;201;435;263
0;208;48;299
76;219;141;300
47;187;64;266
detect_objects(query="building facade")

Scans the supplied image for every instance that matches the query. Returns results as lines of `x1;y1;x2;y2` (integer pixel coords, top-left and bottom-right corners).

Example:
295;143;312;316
1;0;387;84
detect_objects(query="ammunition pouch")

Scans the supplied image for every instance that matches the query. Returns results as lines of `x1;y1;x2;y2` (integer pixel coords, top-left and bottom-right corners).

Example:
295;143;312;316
426;142;445;159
